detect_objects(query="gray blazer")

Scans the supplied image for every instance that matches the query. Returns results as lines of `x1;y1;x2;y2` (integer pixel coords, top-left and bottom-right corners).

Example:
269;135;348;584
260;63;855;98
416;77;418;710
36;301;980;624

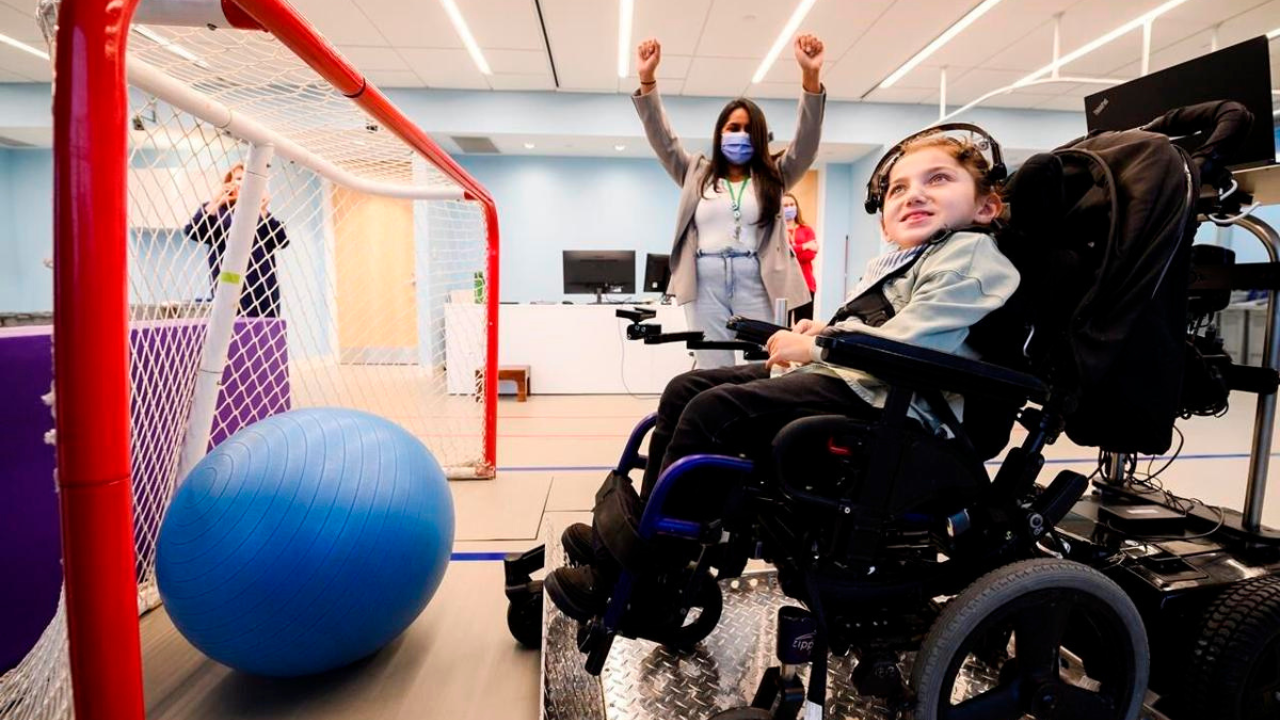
632;89;827;308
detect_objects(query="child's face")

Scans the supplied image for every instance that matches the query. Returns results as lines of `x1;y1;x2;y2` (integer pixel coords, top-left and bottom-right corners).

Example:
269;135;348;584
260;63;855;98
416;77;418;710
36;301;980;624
880;147;998;248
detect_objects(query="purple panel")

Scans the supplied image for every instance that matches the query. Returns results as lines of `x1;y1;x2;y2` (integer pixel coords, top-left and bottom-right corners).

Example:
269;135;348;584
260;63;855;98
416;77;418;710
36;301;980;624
0;327;61;674
0;318;290;673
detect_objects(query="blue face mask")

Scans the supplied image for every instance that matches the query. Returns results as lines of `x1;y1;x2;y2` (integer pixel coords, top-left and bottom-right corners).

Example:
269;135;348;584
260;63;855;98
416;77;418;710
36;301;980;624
783;206;798;221
721;131;754;165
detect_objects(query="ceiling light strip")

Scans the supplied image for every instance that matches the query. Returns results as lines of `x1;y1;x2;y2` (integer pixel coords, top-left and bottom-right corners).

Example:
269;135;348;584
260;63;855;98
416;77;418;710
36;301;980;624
439;0;492;75
751;0;818;85
617;0;634;78
880;0;1005;89
0;32;49;60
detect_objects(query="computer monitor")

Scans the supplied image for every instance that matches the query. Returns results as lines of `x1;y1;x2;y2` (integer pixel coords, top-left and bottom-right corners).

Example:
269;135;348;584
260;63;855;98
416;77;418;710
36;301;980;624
1084;36;1275;170
643;253;671;294
563;250;635;302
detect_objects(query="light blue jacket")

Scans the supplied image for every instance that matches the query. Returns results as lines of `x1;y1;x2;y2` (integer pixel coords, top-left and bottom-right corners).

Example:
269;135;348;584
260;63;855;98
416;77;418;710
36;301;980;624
803;231;1021;428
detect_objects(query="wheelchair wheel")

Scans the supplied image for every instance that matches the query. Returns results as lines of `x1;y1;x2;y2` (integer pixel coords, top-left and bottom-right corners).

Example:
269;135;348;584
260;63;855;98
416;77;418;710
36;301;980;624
911;558;1148;720
648;574;724;651
1182;575;1280;720
506;588;543;649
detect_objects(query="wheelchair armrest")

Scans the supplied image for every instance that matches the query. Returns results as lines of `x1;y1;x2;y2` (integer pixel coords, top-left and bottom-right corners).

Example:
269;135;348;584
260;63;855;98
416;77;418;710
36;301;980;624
644;331;705;345
815;333;1047;404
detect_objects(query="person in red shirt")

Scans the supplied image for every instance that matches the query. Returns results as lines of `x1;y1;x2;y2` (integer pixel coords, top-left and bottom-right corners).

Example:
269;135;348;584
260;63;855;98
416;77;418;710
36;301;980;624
784;192;818;322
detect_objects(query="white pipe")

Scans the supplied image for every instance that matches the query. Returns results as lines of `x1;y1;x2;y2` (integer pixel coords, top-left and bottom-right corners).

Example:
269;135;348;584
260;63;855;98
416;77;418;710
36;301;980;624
1141;20;1152;76
133;0;236;28
1052;14;1062;80
939;67;947;122
127;58;465;201
935;76;1123;125
178;142;276;482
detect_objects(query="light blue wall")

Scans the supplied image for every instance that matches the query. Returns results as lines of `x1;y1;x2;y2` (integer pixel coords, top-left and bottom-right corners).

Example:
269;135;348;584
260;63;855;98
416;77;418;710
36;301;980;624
457;154;681;302
0;148;53;312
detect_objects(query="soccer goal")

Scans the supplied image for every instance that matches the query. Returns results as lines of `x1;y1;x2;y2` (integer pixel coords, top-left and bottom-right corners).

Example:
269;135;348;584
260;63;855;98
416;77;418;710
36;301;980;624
1;1;499;718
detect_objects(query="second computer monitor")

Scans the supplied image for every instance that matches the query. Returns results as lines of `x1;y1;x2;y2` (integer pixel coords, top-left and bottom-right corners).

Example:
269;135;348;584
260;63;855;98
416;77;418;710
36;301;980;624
643;253;671;294
563;250;635;302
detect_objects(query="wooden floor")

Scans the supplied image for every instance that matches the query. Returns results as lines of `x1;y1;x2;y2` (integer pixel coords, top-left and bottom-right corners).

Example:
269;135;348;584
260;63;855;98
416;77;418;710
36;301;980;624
139;391;1280;720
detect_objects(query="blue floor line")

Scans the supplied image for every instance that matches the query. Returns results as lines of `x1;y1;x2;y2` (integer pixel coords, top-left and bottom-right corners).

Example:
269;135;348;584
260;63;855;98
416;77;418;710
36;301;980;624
450;551;511;562
498;451;1272;474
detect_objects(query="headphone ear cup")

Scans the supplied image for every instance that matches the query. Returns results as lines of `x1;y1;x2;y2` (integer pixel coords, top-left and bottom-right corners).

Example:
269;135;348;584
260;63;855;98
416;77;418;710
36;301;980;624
864;194;880;214
989;163;1008;183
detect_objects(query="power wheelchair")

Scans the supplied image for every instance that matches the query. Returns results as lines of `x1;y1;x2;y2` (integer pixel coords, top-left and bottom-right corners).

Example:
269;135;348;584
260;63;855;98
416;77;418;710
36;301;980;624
504;103;1280;720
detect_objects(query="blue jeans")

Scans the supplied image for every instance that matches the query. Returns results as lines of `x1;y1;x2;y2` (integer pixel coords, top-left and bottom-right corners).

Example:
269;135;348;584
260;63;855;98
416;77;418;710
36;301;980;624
685;250;773;368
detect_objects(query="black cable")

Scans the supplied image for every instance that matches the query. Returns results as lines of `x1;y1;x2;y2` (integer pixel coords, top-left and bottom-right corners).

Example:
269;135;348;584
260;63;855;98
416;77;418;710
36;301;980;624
1098;424;1228;541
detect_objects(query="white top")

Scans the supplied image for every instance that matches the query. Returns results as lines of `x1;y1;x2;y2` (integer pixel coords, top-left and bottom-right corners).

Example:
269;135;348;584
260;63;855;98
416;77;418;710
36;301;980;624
694;177;762;254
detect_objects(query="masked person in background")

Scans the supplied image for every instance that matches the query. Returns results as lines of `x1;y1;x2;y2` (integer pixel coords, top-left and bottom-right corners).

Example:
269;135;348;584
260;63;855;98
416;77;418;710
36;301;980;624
185;162;290;319
784;192;818;323
631;34;826;368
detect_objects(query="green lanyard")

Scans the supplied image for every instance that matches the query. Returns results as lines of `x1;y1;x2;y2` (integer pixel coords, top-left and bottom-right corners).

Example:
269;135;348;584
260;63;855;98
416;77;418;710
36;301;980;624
726;177;750;219
725;177;750;241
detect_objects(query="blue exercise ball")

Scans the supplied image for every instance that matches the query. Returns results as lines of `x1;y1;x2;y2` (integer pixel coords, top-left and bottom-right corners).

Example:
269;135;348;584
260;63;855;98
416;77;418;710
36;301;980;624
156;407;454;677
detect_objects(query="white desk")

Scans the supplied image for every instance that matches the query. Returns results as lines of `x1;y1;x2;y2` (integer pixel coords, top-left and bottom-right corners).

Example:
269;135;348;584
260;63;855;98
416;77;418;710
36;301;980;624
445;303;695;395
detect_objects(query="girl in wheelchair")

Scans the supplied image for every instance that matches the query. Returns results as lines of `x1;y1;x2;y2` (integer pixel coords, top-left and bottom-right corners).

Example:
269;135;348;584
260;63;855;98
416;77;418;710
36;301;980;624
545;127;1022;622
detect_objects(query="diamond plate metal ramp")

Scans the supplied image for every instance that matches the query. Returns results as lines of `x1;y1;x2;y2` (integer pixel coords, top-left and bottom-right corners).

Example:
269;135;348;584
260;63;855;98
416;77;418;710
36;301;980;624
539;526;1168;720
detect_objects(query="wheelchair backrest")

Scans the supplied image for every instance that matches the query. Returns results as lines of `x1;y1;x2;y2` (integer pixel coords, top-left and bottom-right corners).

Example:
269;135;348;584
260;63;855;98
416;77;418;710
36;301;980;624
995;125;1205;455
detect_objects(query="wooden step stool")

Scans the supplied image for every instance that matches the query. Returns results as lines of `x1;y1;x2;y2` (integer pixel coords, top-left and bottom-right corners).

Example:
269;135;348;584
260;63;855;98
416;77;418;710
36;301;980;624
479;365;531;402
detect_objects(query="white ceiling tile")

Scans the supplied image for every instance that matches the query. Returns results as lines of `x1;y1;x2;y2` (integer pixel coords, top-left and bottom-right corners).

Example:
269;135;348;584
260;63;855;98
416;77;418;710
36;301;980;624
750;82;805;100
0;2;41;44
463;0;545;50
486;49;551;75
337;45;409;71
1060;26;1143;76
280;0;387;46
694;0;797;59
982;23;1058;72
398;48;491;89
800;0;894;65
681;56;754;97
829;0;986;98
978;92;1064;110
541;0;616;91
631;0;714;57
925;2;1068;70
0;67;26;82
1161;0;1274;25
614;77;688;94
861;86;934;105
941;67;1037;105
355;0;462;48
487;74;557;91
754;0;895;86
363;69;425;88
890;63;973;92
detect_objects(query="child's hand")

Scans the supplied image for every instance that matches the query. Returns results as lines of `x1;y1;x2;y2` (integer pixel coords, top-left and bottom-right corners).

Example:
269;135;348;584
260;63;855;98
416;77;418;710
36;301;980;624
791;319;827;336
765;330;816;370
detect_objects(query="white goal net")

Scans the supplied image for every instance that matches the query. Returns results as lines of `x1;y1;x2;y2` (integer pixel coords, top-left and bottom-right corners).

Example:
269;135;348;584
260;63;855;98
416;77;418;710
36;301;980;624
1;2;497;718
